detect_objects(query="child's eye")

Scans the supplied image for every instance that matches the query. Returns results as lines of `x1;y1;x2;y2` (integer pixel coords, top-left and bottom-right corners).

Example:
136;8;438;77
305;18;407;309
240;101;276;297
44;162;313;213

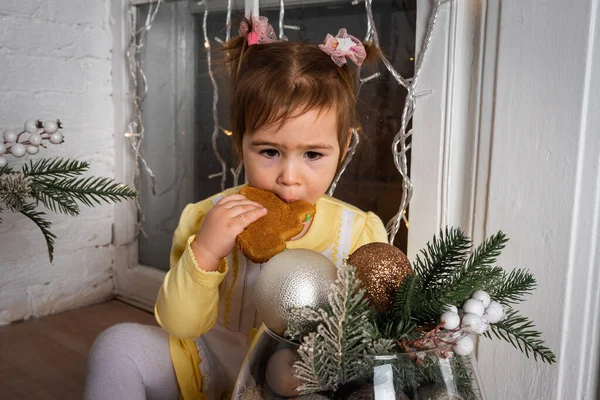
260;149;279;158
305;151;323;160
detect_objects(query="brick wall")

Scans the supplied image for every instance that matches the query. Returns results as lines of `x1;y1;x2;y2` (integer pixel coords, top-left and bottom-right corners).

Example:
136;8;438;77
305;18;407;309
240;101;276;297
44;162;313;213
0;0;117;325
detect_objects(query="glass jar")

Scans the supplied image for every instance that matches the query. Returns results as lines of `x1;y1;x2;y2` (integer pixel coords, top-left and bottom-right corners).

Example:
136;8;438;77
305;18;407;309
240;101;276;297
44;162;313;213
232;326;486;400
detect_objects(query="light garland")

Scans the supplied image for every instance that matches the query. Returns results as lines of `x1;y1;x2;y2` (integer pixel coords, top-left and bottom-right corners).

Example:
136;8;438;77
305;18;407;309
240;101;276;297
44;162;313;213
125;0;162;237
358;0;450;244
202;2;229;192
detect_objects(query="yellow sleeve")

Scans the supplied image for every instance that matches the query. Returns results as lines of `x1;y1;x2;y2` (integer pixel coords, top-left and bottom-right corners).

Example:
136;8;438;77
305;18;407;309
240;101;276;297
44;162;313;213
154;200;228;339
351;211;388;252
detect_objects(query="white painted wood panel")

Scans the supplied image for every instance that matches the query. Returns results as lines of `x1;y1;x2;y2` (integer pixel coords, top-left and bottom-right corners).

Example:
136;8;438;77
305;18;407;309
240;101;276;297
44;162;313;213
411;0;600;398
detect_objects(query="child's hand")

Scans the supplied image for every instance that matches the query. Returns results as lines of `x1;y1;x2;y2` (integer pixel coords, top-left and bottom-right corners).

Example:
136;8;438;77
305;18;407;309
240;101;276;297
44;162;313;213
192;194;267;271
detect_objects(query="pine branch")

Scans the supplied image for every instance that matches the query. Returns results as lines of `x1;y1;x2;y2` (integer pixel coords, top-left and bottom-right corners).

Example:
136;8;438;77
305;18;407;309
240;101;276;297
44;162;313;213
389;274;424;331
30;183;80;216
22;157;89;178
36;176;136;207
417;233;508;320
294;333;332;393
0;165;15;175
414;227;471;290
293;263;375;393
19;203;56;263
489;268;537;305
484;308;556;364
464;231;508;271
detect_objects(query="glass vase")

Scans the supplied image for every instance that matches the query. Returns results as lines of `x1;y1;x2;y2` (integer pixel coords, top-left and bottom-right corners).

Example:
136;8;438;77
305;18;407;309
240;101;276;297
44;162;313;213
232;326;486;400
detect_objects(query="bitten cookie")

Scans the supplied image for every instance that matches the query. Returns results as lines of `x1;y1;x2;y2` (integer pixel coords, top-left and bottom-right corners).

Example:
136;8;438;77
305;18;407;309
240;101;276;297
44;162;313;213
236;186;316;263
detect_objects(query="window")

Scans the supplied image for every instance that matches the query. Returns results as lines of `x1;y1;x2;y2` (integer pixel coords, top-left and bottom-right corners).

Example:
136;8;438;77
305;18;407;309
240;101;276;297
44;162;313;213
136;0;416;270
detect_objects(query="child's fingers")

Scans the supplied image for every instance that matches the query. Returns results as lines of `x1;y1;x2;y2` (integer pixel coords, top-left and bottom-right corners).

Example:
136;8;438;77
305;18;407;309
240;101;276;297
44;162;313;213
217;194;263;210
223;199;264;210
217;194;246;204
228;203;267;218
235;207;268;227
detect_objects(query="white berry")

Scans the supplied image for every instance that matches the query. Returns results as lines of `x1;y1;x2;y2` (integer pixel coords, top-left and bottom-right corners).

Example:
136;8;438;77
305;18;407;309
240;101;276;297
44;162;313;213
0;143;5;155
24;119;39;134
0;156;7;168
474;317;489;334
26;145;39;155
4;130;17;143
452;335;474;356
471;290;491;307
444;304;458;314
11;143;26;158
440;311;460;330
461;312;483;333
484;301;505;323
28;133;42;146
42;120;59;134
463;299;485;316
49;132;63;144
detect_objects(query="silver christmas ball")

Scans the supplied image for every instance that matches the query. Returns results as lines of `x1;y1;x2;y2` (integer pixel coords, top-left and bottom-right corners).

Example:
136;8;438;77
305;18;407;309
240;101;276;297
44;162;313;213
254;249;337;335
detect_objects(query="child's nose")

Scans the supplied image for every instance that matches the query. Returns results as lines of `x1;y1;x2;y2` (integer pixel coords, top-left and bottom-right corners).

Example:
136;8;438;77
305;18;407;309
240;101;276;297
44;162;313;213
277;160;300;186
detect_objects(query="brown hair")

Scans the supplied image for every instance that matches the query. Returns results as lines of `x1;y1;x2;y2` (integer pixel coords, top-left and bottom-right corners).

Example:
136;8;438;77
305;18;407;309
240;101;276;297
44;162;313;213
222;19;378;163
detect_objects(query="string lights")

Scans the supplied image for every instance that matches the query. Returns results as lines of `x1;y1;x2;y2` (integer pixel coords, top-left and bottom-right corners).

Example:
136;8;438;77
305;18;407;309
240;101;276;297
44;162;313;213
125;0;162;237
359;0;449;244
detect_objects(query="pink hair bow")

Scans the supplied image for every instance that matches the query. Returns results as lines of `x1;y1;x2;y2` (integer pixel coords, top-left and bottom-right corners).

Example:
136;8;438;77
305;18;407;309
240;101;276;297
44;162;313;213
238;16;277;46
319;28;366;67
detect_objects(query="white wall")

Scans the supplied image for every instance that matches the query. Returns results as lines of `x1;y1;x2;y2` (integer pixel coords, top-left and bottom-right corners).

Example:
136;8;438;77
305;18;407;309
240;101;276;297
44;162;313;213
0;0;116;325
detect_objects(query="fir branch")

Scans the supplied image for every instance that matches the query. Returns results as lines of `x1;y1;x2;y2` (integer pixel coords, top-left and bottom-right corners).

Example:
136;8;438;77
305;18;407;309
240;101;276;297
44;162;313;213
19;203;56;263
0;172;33;212
0;165;15;175
489;268;537;305
414;227;471;290
22;157;89;178
365;338;398;355
293;263;374;393
388;274;424;332
431;266;504;308
286;307;327;342
30;183;80;216
484;308;556;364
294;333;331;393
464;230;508;271
35;176;136;207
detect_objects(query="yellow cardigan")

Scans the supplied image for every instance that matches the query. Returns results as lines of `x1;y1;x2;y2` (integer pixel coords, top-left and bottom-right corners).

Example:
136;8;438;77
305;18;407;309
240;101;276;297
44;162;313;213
155;186;388;399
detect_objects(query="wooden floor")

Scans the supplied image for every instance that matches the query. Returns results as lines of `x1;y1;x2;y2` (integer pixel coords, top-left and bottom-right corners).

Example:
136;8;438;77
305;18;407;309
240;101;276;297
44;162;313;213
0;300;158;399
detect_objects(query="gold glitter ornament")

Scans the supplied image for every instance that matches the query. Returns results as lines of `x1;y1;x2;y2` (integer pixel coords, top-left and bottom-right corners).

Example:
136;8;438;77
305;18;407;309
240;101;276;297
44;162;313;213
347;242;412;312
254;249;337;334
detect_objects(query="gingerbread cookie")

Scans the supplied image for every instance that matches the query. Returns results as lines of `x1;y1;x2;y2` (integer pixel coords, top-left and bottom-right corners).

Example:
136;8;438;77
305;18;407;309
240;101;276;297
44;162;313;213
236;186;316;263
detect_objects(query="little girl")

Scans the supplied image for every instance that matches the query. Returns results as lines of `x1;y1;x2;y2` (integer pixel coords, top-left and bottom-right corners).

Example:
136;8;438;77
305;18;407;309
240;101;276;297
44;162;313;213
84;17;388;400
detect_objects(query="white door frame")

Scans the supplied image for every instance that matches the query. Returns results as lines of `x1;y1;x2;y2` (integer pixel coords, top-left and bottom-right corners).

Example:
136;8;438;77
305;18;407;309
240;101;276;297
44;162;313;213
407;0;487;257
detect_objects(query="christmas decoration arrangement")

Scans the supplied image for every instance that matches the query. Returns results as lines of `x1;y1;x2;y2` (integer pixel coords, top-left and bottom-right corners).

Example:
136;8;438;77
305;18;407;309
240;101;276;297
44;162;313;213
0;119;136;262
235;228;556;400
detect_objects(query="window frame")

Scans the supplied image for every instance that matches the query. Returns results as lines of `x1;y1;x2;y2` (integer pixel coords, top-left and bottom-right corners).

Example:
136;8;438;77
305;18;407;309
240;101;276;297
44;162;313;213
111;0;487;312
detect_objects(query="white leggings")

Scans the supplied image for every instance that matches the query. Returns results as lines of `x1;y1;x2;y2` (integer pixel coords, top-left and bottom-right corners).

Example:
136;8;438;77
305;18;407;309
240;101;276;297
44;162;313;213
83;323;180;400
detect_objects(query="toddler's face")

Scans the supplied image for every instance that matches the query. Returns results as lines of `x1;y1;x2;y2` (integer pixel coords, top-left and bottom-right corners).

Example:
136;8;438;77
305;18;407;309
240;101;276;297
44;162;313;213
242;108;342;205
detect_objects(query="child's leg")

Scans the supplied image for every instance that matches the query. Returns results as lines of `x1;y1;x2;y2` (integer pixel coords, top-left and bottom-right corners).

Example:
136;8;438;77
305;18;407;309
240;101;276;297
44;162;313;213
83;323;179;400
